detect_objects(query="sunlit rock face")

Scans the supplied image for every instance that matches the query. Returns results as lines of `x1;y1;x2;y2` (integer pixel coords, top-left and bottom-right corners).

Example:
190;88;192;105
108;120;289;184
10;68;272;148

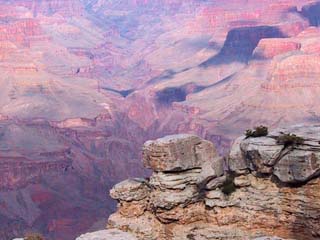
1;0;320;239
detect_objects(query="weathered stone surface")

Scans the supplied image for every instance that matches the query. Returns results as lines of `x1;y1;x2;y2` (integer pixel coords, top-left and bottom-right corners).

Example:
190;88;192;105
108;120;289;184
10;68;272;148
205;189;225;200
143;134;217;171
204;189;238;208
239;136;284;173
118;200;147;218
76;229;137;240
206;175;227;190
150;157;224;191
150;185;198;210
106;130;320;240
200;156;225;180
108;212;163;240
234;175;251;187
150;169;201;190
228;136;248;173
142;135;227;213
110;178;150;201
172;224;252;240
253;237;285;240
274;149;320;183
229;125;320;183
154;202;207;224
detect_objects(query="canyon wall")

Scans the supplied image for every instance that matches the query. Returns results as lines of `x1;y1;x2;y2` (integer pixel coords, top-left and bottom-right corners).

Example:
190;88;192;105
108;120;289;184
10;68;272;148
1;0;320;239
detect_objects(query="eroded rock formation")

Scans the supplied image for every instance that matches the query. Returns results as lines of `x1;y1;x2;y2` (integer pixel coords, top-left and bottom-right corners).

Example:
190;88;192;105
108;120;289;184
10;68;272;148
104;125;320;240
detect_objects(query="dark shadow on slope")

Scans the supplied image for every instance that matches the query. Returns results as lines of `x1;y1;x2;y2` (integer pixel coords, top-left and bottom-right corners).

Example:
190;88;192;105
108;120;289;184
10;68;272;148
156;87;187;106
200;26;286;67
300;1;320;27
155;82;208;106
204;73;236;89
102;87;135;97
147;67;192;85
155;74;237;107
155;72;237;106
147;69;177;85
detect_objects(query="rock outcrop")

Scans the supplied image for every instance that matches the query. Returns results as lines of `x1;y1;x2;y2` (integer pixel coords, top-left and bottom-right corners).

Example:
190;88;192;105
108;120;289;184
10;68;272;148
252;39;301;59
229;125;320;183
104;126;320;240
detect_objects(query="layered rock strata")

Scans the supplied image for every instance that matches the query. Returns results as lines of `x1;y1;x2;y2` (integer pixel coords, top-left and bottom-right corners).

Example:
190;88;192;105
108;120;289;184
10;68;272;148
106;126;320;240
3;0;320;239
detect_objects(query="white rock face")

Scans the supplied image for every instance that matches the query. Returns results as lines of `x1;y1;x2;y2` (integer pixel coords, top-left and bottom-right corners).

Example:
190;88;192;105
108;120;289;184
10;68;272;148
228;125;320;183
76;229;137;240
143;134;218;172
110;178;150;201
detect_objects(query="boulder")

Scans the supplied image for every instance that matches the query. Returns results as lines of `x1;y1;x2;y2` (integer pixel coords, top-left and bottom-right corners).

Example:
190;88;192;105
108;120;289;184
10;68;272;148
228;136;248;173
274;149;320;183
143;134;217;171
110;178;150;201
228;125;320;183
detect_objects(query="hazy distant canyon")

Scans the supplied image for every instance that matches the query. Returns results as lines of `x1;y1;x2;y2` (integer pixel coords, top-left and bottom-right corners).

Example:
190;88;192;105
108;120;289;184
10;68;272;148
1;0;320;239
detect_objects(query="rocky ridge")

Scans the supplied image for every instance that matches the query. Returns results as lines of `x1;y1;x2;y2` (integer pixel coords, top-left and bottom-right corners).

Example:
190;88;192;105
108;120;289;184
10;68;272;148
87;125;320;240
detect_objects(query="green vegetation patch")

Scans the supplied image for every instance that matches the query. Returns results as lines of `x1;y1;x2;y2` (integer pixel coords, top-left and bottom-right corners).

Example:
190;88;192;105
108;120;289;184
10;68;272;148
245;125;269;138
276;133;304;147
221;175;236;195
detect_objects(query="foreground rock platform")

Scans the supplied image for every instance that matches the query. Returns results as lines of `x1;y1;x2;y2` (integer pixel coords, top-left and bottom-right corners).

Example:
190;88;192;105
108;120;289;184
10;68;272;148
82;125;320;240
76;229;137;240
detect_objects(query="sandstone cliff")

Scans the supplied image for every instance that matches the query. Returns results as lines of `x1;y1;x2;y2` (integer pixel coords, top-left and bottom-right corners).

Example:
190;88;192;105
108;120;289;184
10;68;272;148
82;125;320;240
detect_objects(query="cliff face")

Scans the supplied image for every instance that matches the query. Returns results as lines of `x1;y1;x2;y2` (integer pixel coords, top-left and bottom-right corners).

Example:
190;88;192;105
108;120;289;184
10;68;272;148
0;115;154;240
103;125;320;240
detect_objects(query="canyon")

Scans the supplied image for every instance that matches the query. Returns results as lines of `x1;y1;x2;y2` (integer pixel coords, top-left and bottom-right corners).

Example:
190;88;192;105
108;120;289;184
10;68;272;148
1;0;320;239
